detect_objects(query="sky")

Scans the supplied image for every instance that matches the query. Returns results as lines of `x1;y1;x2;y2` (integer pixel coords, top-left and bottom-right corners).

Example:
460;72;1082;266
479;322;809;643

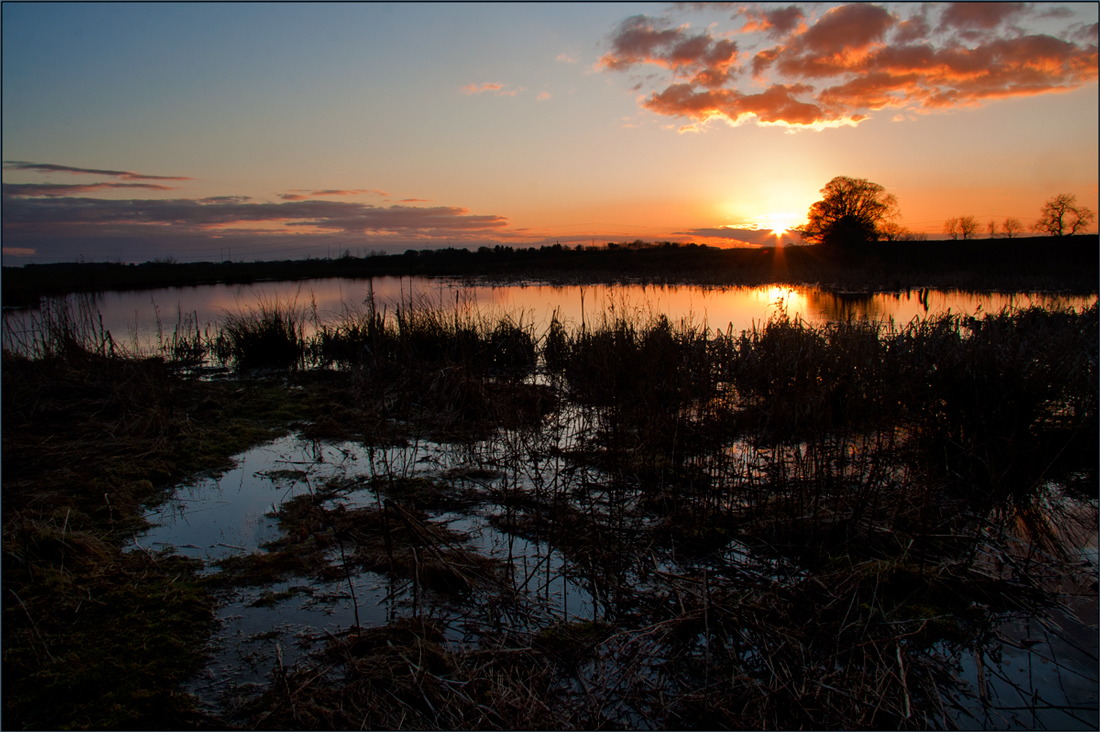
2;2;1097;264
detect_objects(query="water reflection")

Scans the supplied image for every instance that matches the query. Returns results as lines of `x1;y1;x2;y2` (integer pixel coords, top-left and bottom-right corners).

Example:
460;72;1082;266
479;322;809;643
143;427;1098;729
4;277;1094;356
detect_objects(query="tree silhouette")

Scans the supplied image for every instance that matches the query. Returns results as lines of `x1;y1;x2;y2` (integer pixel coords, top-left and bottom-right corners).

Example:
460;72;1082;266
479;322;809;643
1034;193;1096;236
958;216;980;240
799;176;900;247
942;217;959;240
879;220;913;241
1002;217;1024;239
943;215;980;240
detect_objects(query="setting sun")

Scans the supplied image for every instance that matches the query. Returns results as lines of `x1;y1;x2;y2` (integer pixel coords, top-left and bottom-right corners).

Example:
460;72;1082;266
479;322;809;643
2;4;1098;727
757;212;803;235
1;2;1096;263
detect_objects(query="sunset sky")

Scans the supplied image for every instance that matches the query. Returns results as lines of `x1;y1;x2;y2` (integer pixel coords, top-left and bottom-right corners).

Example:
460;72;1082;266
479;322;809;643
2;2;1097;264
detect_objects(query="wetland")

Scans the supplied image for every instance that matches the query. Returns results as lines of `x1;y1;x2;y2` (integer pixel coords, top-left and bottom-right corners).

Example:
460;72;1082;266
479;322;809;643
3;259;1098;730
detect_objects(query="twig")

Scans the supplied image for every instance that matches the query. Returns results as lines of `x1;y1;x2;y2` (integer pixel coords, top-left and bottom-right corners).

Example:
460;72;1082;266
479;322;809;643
896;641;911;719
9;589;55;662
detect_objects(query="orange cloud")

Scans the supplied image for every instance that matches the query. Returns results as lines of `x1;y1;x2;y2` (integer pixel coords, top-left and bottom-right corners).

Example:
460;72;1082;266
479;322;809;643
461;82;516;97
643;82;824;126
602;4;1099;128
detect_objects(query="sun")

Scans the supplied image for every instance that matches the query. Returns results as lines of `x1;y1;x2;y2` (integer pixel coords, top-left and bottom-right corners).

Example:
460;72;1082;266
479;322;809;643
759;212;802;235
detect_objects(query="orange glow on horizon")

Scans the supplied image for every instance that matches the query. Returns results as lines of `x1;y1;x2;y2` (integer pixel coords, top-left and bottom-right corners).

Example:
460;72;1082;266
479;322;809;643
758;212;803;235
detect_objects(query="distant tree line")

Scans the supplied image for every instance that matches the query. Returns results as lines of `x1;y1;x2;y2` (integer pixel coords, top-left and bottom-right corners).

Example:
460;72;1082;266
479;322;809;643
798;176;1096;247
944;192;1093;239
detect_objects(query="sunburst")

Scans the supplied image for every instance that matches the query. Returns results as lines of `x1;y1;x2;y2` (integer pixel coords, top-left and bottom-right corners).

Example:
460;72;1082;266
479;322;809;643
759;212;801;235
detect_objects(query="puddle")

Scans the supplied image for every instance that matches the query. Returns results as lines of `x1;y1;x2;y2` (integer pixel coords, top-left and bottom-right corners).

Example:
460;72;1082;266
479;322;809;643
186;571;397;714
139;430;609;713
142;435;364;564
138;430;1098;728
945;606;1099;730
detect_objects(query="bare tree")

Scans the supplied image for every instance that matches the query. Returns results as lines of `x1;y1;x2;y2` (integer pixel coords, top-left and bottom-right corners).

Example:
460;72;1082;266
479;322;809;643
957;216;980;240
942;217;959;240
987;220;997;238
1002;217;1024;239
879;221;913;242
943;216;980;240
1034;193;1097;236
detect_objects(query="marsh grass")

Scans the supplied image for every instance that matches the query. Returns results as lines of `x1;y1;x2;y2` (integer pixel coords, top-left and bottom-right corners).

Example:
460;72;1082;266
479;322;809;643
3;292;1096;730
1;292;122;361
215;295;307;372
0;299;343;729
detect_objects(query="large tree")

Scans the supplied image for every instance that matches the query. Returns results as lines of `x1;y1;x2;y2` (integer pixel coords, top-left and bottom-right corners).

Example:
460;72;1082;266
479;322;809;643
799;176;900;247
1034;193;1096;236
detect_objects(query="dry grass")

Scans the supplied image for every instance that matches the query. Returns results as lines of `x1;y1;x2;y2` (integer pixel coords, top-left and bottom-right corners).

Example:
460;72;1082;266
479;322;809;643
4;294;1096;730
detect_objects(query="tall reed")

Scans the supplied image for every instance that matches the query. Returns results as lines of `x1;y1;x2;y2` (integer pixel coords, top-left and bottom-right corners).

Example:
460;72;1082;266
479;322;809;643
214;296;306;371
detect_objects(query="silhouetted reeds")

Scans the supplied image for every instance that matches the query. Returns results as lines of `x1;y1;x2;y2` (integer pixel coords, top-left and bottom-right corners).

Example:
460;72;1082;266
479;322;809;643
215;296;307;371
4;292;1096;730
1;293;122;362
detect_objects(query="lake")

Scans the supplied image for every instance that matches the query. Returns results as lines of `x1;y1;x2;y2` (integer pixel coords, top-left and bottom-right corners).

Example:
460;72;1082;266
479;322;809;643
3;276;1095;357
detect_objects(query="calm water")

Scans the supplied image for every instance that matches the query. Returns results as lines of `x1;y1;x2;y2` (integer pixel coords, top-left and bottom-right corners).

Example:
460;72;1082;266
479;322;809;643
4;277;1095;356
143;430;1098;729
6;274;1093;726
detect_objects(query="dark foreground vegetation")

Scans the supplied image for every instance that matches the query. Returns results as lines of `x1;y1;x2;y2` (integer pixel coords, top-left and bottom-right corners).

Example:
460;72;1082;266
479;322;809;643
3;234;1097;307
3;293;1097;729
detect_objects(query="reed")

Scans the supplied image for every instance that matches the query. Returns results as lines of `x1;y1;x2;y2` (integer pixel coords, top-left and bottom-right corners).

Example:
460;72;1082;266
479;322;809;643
4;292;1095;730
1;292;122;362
216;295;307;371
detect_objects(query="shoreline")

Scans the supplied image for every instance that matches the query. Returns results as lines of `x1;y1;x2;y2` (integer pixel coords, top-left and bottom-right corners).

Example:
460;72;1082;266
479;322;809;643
4;236;1098;307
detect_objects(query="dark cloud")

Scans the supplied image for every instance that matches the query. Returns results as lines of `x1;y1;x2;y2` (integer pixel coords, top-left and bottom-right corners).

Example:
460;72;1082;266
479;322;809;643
739;5;805;39
601;3;1098;128
598;15;739;82
1068;21;1099;44
3;195;507;234
2;193;512;262
2;182;178;197
937;3;1028;32
796;3;894;56
893;10;931;44
278;188;389;201
1;161;508;261
2;161;192;180
199;196;253;204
